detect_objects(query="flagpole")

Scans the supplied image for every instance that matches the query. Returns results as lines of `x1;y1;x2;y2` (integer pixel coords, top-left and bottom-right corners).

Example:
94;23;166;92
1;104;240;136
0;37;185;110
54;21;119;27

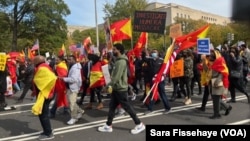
94;0;99;49
105;18;113;52
37;39;40;55
130;15;133;49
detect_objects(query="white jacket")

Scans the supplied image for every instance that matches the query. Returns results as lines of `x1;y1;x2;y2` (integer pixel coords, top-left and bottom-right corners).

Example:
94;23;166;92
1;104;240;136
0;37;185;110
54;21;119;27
63;63;82;93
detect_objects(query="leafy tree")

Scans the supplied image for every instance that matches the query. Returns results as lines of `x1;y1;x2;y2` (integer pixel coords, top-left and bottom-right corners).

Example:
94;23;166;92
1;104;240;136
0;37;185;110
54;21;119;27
0;0;70;53
0;12;11;51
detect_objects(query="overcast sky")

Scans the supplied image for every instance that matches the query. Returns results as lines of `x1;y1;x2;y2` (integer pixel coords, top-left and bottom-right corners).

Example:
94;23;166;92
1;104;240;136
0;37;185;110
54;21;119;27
64;0;232;27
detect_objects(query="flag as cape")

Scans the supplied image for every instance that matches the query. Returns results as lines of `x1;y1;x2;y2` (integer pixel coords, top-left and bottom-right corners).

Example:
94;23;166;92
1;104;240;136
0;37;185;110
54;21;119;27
32;63;57;115
89;61;106;88
55;61;69;108
211;51;229;88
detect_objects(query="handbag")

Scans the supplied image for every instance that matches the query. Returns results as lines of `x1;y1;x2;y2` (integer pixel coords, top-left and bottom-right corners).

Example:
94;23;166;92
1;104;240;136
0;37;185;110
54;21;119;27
230;70;241;78
211;78;223;87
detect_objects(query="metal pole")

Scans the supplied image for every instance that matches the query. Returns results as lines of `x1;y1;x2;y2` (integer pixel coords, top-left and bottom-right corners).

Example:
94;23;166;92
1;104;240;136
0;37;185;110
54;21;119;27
94;0;99;48
164;29;166;51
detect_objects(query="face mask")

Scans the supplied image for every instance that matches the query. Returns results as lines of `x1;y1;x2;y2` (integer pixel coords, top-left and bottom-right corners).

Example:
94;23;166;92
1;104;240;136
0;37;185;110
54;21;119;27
151;53;158;58
113;52;118;57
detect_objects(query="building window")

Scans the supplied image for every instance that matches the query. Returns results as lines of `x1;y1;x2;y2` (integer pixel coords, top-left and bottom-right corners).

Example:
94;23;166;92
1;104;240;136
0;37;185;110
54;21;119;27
177;13;179;17
188;15;190;18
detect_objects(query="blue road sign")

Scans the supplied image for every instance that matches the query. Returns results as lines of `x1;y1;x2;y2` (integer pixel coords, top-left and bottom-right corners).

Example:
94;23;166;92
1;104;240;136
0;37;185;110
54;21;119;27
197;38;210;55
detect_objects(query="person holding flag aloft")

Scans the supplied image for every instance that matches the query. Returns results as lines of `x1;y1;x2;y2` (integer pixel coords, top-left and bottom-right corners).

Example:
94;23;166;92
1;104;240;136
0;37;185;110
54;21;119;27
143;49;172;115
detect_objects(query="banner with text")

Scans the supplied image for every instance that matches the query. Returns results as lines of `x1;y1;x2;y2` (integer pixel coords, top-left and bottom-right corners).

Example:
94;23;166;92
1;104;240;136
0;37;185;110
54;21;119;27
169;23;183;38
133;11;167;34
170;58;184;78
197;38;211;55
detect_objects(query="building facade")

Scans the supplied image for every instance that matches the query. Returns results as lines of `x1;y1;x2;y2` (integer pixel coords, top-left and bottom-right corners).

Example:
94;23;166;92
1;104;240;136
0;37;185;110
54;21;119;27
145;2;231;26
67;2;231;33
67;25;92;36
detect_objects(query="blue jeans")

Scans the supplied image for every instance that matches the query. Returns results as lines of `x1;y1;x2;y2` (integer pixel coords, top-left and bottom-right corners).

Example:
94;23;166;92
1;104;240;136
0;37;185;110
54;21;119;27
147;80;171;111
13;82;21;91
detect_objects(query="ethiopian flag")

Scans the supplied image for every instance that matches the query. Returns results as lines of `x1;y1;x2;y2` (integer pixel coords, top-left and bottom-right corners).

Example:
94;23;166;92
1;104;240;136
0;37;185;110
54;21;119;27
32;63;57;115
55;61;68;108
211;50;229;88
89;61;106;88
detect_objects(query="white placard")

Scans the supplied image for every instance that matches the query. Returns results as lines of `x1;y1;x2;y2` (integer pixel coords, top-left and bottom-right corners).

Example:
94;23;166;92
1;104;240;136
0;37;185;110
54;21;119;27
101;64;111;85
45;52;50;58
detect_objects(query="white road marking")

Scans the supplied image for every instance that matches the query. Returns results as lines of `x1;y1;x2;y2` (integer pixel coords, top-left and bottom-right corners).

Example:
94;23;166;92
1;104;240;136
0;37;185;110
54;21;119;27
0;96;247;141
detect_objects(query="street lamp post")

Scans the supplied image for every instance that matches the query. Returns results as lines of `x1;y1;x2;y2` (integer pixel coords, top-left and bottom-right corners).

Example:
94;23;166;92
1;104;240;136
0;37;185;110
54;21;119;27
164;29;167;51
94;0;99;48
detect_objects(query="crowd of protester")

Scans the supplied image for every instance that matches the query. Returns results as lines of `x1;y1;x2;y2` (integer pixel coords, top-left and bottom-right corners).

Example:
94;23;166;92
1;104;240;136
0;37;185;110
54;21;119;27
0;41;250;140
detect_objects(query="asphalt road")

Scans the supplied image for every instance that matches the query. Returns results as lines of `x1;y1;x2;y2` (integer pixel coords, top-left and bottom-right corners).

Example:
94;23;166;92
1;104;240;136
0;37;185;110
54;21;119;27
0;84;249;141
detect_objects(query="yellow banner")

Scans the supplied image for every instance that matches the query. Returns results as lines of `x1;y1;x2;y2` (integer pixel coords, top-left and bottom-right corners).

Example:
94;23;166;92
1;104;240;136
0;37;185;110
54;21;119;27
0;53;7;71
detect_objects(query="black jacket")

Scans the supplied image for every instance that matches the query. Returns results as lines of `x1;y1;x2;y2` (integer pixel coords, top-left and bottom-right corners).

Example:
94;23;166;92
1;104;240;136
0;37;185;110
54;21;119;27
0;68;7;94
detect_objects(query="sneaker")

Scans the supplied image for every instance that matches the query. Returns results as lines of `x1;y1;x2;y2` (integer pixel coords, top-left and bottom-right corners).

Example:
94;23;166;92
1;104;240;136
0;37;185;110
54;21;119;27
163;109;172;114
76;110;85;119
144;110;154;115
38;133;54;140
67;118;78;125
131;122;145;134
131;93;136;101
98;124;113;132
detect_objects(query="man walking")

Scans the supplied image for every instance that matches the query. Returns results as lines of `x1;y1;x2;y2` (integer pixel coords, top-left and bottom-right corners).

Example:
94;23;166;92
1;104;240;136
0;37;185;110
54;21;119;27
98;43;145;134
61;55;84;125
32;55;57;140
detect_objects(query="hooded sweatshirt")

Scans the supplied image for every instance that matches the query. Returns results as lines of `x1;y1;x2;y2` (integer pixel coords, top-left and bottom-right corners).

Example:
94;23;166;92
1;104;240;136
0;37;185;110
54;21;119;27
110;54;128;92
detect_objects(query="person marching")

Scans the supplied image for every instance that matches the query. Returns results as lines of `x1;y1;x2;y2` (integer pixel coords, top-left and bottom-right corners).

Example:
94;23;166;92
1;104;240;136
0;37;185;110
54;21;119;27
31;55;57;140
98;43;145;134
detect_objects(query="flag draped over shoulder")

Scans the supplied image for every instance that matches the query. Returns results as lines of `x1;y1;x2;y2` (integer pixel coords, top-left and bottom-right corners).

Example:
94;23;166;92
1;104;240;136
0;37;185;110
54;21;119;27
132;32;148;57
110;18;132;42
89;61;106;88
55;61;69;107
31;39;39;51
175;24;210;53
32;63;57;115
211;51;229;88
